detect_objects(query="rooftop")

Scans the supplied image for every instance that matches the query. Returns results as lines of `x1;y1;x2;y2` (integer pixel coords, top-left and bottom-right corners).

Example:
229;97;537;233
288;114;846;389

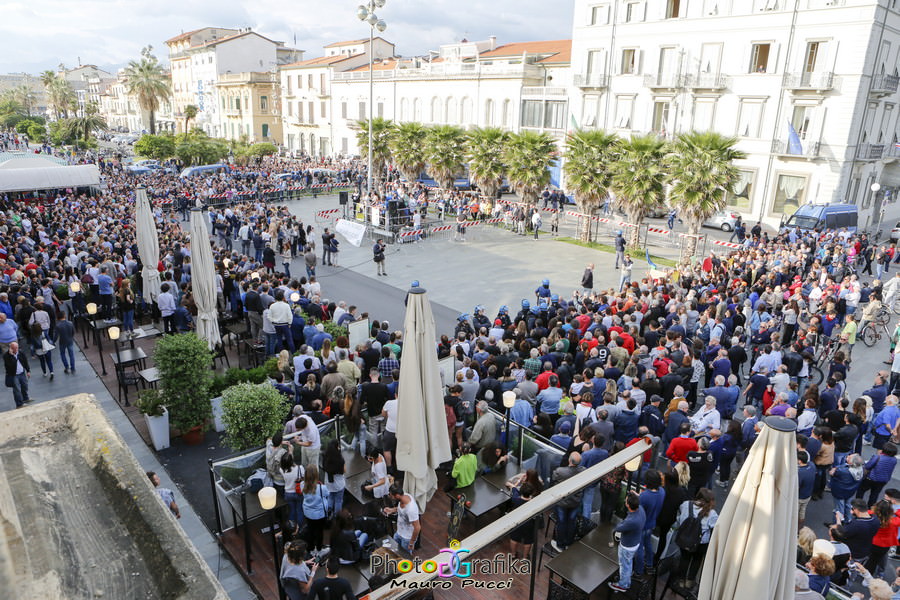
323;37;392;48
281;53;363;69
479;39;572;63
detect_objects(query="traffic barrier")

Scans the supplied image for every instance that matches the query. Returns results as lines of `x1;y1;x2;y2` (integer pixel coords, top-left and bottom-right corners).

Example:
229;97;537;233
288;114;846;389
647;226;671;235
712;240;742;249
398;229;424;238
316;209;341;221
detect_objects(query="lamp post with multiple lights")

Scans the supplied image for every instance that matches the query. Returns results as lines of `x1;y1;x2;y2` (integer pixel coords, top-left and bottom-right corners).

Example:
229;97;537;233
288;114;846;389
356;0;387;197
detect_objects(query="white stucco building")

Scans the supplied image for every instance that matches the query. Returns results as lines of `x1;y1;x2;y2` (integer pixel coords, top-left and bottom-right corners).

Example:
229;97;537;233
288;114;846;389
281;37;572;160
570;0;900;229
165;27;302;137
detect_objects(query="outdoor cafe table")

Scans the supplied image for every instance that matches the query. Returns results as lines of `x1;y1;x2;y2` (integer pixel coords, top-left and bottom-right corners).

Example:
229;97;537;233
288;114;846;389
546;523;620;595
345;470;373;505
342;449;370;478
445;476;510;518
110;347;148;368
480;460;520;490
139;367;160;388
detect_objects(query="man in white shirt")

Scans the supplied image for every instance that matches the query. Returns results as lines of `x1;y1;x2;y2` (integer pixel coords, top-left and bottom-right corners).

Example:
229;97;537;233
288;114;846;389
691;396;721;436
295;416;321;468
384;484;421;554
268;290;294;353
157;283;177;334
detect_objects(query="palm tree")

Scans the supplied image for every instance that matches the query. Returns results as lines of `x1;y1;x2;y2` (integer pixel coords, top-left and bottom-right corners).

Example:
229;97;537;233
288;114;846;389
503;130;557;207
123;46;171;135
64;113;108;142
183;104;198;133
611;134;668;248
563;129;620;242
666;131;747;260
11;85;36;117
354;117;394;191
466;127;509;200
423;125;467;191
41;72;74;121
389;121;427;183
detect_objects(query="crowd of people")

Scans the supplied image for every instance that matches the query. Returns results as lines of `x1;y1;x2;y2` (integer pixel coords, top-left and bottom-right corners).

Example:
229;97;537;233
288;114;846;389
7;142;900;598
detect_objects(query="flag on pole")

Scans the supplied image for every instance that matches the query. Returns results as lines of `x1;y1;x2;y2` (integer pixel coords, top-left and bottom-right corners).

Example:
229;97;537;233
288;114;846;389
645;248;658;270
787;121;804;155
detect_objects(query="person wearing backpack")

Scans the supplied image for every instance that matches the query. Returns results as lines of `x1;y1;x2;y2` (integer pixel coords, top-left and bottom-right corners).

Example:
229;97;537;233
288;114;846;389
609;492;646;593
666;488;718;589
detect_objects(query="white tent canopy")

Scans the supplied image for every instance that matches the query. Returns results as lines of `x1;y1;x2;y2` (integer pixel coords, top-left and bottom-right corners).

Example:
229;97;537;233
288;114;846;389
0;165;101;193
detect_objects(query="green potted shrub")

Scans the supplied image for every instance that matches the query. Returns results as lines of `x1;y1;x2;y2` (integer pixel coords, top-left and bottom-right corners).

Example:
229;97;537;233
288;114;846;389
220;383;290;451
136;388;169;451
154;332;213;444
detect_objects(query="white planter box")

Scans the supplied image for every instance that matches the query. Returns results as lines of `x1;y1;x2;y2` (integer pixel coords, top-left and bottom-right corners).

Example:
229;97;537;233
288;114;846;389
211;396;226;432
145;408;170;451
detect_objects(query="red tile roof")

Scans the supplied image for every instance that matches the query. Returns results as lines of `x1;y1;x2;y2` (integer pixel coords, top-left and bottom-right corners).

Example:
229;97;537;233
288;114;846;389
281;54;363;69
479;39;572;62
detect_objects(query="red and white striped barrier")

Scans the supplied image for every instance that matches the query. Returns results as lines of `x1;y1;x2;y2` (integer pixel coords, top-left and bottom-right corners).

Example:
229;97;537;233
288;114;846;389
398;229;424;238
542;207;560;214
208;193;227;199
712;240;742;249
431;225;452;233
485;218;504;224
316;209;340;218
461;220;480;228
647;226;671;235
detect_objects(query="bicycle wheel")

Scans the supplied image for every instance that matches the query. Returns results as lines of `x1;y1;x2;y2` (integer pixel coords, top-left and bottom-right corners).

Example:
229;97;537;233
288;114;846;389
862;326;878;347
810;365;825;386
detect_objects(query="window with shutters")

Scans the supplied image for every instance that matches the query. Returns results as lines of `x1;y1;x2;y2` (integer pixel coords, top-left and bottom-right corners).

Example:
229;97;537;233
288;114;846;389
521;100;542;128
736;99;764;138
590;4;609;24
621;49;638;74
666;0;680;18
614;95;634;129
749;43;771;73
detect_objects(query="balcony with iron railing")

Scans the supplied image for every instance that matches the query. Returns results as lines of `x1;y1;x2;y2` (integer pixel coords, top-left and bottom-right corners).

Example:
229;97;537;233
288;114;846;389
856;143;885;160
686;73;728;90
882;145;900;160
644;73;685;89
783;71;834;91
871;74;900;96
521;86;568;99
771;138;821;158
332;61;544;82
573;73;609;88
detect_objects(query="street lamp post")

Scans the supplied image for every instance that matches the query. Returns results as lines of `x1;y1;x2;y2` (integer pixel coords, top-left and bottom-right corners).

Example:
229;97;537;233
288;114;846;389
258;486;286;600
872;182;883;229
357;1;388;198
86;302;106;376
502;390;516;452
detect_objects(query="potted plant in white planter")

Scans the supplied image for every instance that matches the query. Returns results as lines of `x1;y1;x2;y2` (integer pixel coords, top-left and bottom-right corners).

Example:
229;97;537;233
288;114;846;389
137;388;170;451
209;374;229;433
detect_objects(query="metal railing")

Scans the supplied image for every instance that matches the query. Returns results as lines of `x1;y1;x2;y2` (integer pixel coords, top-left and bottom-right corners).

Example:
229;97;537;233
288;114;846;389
856;143;885;160
871;74;899;94
644;73;685;88
521;86;568;98
783;71;834;90
573;73;610;88
686;73;728;89
771;138;821;158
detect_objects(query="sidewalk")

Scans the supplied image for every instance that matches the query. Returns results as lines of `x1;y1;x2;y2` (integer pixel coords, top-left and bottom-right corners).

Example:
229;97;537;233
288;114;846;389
0;343;258;600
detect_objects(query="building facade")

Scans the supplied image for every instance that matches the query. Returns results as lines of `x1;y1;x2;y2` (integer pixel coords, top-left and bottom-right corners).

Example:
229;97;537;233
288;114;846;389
216;71;283;143
570;0;900;228
279;38;394;156
281;37;571;159
165;28;302;137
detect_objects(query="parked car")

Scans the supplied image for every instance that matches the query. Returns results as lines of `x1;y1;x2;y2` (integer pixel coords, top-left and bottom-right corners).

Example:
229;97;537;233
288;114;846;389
703;210;741;231
889;221;900;242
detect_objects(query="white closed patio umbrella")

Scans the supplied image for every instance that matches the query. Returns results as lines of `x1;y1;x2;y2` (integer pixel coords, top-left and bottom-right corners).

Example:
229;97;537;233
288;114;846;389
395;283;452;512
697;416;798;600
134;186;161;303
189;207;221;350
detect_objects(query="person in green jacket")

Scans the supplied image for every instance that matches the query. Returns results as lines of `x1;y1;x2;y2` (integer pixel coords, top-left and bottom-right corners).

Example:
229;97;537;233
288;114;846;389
445;443;478;491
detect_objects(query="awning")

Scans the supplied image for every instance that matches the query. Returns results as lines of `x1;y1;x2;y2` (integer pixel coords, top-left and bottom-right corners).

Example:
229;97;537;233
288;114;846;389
0;165;101;193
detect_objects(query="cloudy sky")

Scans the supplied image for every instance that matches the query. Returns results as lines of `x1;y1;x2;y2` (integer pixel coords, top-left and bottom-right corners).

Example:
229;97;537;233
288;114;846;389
2;0;575;74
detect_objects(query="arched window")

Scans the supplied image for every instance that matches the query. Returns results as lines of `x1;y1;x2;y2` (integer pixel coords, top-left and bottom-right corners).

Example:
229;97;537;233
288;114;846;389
400;98;409;121
502;99;512;129
461;97;473;125
430;97;441;123
446;98;457;124
413;98;422;122
484;99;494;126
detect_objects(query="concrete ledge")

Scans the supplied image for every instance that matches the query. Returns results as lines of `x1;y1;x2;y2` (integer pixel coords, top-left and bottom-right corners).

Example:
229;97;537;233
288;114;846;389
0;394;228;600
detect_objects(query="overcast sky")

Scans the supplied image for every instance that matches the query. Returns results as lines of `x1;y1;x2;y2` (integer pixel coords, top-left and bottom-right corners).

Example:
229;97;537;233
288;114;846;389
2;0;575;74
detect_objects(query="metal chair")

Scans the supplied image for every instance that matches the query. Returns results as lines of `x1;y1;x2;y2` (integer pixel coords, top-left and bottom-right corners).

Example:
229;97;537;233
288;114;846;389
114;363;141;406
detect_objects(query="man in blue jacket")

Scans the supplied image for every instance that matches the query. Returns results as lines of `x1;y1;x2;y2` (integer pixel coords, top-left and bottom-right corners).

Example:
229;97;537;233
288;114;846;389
610;492;646;593
635;470;665;576
872;396;900;449
798;450;816;527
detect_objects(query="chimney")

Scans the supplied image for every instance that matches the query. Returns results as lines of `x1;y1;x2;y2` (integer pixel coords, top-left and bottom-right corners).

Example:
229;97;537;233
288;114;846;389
489;36;497;51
